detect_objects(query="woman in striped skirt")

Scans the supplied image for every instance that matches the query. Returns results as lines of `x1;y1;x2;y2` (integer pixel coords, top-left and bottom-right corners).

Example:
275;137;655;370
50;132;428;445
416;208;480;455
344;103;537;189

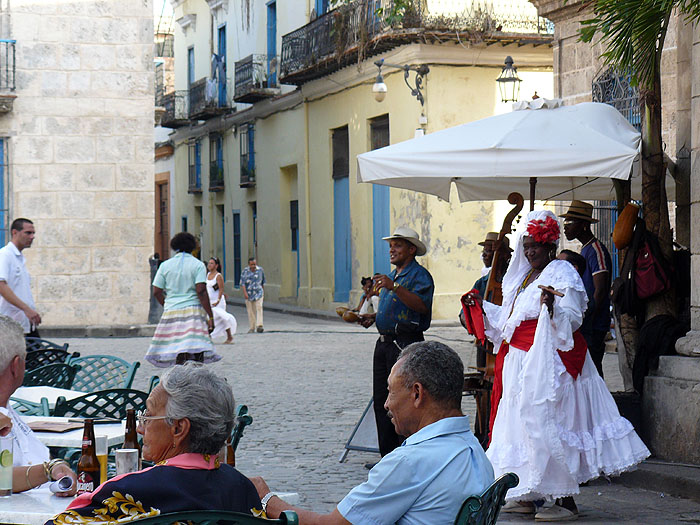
146;232;221;367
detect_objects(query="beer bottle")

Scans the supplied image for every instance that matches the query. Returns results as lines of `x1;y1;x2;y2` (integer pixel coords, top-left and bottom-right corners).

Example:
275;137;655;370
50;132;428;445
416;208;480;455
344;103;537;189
224;439;235;466
123;409;141;469
77;419;100;494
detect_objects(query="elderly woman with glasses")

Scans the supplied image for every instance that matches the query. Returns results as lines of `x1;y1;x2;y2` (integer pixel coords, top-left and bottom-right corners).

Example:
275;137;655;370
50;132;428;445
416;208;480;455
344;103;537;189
48;363;262;523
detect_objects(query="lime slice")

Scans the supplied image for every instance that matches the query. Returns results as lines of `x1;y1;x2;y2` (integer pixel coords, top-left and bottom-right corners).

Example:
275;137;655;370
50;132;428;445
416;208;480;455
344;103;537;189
0;449;11;468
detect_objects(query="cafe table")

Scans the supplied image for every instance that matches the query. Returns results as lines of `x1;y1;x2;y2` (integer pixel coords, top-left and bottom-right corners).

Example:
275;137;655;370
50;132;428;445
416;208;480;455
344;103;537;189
0;485;73;525
13;386;86;409
23;416;126;448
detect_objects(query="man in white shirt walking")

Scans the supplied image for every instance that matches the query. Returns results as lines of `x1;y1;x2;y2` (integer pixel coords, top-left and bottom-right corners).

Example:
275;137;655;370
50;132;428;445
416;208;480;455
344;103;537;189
0;218;41;336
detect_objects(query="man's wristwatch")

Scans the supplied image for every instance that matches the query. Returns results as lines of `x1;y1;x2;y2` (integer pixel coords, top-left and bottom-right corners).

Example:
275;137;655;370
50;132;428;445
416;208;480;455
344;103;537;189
261;492;276;513
393;281;401;292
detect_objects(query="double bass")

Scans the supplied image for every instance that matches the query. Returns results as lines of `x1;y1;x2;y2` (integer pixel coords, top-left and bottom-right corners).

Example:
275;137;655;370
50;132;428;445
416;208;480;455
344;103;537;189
463;192;523;447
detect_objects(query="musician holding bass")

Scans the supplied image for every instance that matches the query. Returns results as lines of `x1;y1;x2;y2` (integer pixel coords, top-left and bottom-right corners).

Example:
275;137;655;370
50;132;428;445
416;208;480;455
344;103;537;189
360;226;434;458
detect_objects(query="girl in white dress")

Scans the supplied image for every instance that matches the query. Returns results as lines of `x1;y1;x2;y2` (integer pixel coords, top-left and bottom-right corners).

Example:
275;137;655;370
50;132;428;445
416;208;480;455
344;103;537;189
206;257;237;344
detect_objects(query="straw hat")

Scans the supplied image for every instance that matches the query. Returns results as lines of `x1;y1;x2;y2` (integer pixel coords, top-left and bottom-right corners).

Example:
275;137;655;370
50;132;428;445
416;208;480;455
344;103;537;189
478;232;511;251
382;226;427;256
559;200;598;223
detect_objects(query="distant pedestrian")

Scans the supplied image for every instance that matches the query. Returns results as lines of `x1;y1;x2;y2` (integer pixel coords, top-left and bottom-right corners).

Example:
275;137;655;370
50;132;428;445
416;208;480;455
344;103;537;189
0;218;41;336
561;201;612;378
361;226;434;457
241;257;265;333
206;256;237;344
146;232;221;367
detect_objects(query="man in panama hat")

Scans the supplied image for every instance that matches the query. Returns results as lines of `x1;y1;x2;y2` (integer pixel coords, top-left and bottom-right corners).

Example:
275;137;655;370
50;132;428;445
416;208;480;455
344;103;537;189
360;226;434;459
561;200;612;378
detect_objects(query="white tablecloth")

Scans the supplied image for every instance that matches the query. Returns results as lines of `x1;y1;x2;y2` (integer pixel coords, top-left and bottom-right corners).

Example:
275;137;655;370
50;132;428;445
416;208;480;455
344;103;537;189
0;486;72;525
23;417;125;448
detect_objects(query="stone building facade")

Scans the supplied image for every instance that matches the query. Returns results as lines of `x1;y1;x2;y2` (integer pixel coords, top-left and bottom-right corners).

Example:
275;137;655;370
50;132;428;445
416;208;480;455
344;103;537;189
0;0;154;327
529;0;700;464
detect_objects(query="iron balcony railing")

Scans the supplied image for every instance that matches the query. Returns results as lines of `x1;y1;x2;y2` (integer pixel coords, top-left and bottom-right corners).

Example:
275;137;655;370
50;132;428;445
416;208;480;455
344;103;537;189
189;77;231;119
160;91;189;128
240;154;255;187
234;54;280;103
280;0;552;82
0;40;15;91
188;163;201;193
210;161;225;191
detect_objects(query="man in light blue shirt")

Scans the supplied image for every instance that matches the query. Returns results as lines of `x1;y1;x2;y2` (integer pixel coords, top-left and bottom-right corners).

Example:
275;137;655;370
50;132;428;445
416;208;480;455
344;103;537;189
251;341;494;524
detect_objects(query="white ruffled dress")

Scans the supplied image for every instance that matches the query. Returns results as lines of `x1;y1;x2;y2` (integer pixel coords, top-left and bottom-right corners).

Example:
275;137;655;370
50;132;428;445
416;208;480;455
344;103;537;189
483;259;649;501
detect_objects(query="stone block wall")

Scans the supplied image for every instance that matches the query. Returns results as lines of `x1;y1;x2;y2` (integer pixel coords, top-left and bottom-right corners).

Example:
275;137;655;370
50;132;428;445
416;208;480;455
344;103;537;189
0;0;154;327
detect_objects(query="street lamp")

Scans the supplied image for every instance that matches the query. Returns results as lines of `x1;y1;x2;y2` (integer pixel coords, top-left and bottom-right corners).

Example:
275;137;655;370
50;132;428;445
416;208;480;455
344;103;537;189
496;56;522;103
372;58;429;106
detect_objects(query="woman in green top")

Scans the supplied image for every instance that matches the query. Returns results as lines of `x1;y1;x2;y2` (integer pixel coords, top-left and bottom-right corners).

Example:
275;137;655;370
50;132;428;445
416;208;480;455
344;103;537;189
146;232;221;367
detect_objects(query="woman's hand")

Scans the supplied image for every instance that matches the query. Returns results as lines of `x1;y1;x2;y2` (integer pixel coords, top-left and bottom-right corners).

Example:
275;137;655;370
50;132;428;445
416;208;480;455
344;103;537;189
207;318;215;333
51;463;78;497
540;288;555;318
0;413;11;437
213;300;220;307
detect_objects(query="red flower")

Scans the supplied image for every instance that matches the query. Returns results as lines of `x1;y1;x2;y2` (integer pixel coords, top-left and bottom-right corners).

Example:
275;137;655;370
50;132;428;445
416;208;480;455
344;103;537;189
526;216;560;244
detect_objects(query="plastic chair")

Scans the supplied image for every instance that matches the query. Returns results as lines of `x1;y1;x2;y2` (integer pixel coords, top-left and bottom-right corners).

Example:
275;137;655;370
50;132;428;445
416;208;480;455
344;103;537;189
22;363;80;389
53;388;149;419
68;355;140;391
25;349;80;371
453;472;519;525
9;396;51;416
130;510;299;525
25;337;69;352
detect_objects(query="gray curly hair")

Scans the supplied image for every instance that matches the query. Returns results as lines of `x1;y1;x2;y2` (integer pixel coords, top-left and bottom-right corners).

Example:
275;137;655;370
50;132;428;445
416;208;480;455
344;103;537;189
0;315;26;372
159;362;236;454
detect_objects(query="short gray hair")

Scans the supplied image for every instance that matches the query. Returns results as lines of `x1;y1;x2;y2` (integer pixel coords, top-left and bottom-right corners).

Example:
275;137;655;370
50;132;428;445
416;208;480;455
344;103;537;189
160;362;236;454
397;341;464;409
0;315;26;372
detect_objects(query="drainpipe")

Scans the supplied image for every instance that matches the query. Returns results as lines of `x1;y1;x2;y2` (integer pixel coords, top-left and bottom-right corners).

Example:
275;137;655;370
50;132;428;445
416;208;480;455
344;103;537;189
304;97;313;295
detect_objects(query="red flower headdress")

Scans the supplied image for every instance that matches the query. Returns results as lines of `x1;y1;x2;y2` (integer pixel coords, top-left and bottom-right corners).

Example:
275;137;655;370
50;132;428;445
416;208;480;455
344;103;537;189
526;216;560;244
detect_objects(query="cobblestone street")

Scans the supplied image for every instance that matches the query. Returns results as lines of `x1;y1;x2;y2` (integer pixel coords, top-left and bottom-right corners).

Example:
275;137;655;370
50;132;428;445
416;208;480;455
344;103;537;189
61;306;700;523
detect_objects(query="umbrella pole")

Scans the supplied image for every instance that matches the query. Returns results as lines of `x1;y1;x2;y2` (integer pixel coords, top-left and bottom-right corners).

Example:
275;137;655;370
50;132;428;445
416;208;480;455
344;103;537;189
529;177;537;211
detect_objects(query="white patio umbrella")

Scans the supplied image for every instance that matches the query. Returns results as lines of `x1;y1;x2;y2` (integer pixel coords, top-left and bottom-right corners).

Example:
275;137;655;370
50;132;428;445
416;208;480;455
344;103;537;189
357;100;644;204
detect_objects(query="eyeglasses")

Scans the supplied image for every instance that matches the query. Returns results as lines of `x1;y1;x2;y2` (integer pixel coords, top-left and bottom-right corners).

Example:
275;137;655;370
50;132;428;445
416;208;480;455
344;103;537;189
136;410;169;426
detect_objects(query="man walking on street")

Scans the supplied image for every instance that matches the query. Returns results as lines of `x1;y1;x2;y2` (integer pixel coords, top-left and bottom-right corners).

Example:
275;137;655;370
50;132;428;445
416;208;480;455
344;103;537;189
0;219;41;337
361;226;434;457
561;200;612;377
241;257;265;333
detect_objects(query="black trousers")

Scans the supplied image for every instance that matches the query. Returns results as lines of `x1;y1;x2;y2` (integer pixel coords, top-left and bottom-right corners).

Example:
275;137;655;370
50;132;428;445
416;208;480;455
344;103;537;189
584;328;607;378
372;332;424;456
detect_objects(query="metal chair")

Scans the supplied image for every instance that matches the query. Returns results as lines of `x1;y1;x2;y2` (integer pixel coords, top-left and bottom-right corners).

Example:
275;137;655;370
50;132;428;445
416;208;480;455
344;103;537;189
147;375;160;393
53;388;149;419
25;337;69;352
231;404;253;453
130;510;299;525
22;363;80;389
68;355;140;391
9;396;51;416
25;349;80;371
453;472;519;525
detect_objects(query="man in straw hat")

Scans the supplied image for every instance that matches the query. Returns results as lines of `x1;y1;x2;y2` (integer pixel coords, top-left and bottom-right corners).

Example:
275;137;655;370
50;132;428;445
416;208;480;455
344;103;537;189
561;200;612;378
360;226;434;458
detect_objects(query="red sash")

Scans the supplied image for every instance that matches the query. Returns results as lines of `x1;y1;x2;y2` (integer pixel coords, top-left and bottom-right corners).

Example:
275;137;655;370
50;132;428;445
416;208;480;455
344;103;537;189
488;319;588;444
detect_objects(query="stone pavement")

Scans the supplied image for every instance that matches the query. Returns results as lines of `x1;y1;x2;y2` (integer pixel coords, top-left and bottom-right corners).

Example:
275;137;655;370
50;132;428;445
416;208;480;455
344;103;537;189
58;306;700;523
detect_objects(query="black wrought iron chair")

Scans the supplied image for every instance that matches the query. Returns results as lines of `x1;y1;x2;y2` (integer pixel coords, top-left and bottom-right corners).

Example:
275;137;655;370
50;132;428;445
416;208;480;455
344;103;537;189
131;510;299;525
453;472;519;525
22;363;80;389
25;349;80;371
231;404;253;453
53;388;149;419
25;337;69;352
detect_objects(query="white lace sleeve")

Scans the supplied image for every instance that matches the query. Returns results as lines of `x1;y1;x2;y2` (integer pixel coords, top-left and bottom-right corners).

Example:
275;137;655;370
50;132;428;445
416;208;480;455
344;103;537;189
539;260;588;352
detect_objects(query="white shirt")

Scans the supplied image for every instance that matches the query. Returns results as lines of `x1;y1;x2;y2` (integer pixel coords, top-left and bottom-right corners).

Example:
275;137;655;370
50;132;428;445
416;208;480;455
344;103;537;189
0;405;50;466
0;241;35;333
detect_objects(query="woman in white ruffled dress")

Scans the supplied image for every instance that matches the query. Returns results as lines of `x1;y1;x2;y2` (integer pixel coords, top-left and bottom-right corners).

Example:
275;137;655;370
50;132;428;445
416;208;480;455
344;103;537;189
206;257;237;344
470;210;649;522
